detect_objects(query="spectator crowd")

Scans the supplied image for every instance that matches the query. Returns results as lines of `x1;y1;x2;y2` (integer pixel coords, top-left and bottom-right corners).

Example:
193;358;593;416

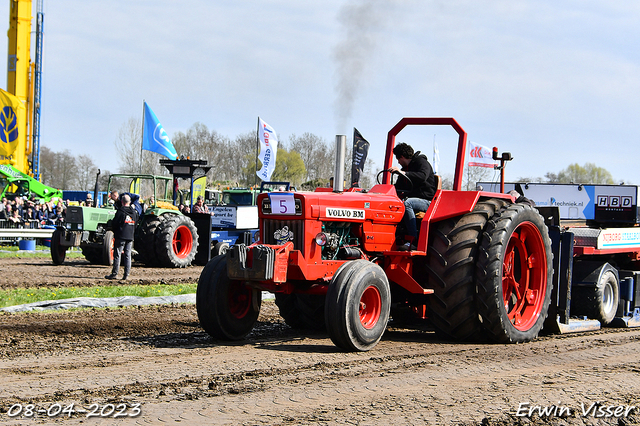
0;195;73;229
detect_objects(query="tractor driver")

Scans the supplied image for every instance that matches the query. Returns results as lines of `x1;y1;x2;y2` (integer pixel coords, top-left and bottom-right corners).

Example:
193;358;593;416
389;142;437;251
109;189;143;217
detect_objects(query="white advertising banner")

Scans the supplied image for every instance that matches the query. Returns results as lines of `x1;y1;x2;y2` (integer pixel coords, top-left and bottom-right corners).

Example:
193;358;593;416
256;118;278;181
476;182;638;222
211;206;259;229
468;141;496;168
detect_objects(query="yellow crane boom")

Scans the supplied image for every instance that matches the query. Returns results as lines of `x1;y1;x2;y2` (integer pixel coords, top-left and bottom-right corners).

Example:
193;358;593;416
1;0;32;175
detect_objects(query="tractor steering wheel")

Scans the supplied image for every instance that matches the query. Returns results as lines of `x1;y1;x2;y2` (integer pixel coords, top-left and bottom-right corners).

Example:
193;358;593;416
376;169;396;185
376;169;414;193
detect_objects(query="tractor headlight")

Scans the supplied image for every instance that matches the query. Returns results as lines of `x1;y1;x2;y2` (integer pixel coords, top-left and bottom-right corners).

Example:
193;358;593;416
77;224;83;230
315;232;328;246
253;230;260;242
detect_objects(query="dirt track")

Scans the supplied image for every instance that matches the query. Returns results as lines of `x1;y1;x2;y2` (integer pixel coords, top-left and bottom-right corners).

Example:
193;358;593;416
0;257;202;289
1;258;640;425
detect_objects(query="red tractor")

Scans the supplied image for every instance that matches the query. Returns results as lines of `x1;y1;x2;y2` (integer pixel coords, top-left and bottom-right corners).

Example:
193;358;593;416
197;117;553;351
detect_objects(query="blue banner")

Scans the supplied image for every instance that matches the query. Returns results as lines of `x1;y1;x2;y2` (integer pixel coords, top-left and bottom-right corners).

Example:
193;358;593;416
142;102;177;160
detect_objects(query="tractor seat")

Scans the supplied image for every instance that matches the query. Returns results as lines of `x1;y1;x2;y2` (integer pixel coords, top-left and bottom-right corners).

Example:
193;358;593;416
414;175;441;221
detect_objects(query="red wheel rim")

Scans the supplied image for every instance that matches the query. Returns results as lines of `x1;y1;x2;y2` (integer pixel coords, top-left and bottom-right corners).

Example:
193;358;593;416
109;238;114;263
172;225;193;259
502;221;547;331
228;281;252;319
359;285;382;330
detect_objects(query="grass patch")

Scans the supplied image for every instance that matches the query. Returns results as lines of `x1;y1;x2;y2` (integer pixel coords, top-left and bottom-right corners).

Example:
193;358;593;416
0;283;198;308
0;245;84;259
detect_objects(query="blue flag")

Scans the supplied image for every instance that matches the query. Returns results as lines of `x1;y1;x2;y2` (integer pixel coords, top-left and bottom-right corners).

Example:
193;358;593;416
142;102;178;160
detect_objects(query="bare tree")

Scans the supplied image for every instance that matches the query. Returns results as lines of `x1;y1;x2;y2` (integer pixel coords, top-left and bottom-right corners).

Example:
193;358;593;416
114;117;165;175
289;133;334;182
76;155;99;191
463;165;495;191
173;122;232;182
229;131;259;186
39;146;55;187
49;150;77;190
38;146;103;191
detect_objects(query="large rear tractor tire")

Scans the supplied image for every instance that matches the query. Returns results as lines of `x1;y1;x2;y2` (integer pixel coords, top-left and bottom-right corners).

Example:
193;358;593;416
325;260;390;352
102;230;115;266
425;199;505;341
196;256;262;340
155;215;199;267
50;228;67;265
571;262;619;326
476;203;553;343
275;293;326;330
134;216;163;266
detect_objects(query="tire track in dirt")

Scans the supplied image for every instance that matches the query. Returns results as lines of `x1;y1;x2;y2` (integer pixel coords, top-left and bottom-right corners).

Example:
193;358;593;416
2;316;640;425
3;257;640;426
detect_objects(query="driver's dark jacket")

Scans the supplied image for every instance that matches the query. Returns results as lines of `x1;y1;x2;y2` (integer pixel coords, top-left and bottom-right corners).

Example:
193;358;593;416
394;152;437;201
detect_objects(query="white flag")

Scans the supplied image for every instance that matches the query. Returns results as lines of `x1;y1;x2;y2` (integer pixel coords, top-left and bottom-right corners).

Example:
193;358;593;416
256;118;278;181
468;141;496;168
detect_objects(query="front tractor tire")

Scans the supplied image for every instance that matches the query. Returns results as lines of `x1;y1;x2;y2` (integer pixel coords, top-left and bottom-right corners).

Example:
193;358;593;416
155;215;199;267
50;228;67;265
325;260;390;352
476;203;553;343
196;255;262;340
426;199;505;341
102;230;115;266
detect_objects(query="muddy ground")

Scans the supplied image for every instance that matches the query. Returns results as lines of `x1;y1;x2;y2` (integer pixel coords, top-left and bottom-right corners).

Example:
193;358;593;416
1;258;640;425
0;257;202;290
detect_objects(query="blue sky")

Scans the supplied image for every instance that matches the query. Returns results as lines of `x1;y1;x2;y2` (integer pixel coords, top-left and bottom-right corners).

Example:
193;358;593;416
1;0;639;184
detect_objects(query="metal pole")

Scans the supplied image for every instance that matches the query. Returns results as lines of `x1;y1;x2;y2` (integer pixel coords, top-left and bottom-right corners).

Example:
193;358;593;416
254;117;260;187
333;135;346;193
139;101;145;174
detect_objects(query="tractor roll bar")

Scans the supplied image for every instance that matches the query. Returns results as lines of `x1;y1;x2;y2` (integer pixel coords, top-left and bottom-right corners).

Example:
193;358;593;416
383;117;467;192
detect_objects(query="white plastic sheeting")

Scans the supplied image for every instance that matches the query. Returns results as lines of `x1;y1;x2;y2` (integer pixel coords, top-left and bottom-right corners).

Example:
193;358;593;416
1;294;196;313
1;292;275;313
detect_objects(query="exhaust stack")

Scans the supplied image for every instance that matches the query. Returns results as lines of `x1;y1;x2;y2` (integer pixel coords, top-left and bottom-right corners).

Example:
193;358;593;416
333;135;346;192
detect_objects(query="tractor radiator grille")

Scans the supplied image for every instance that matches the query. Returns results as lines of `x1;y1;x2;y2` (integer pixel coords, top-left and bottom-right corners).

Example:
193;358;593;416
89;212;112;223
66;206;83;223
262;219;304;250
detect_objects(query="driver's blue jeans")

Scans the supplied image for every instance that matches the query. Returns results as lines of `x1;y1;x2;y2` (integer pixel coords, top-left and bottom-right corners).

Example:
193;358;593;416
404;197;431;239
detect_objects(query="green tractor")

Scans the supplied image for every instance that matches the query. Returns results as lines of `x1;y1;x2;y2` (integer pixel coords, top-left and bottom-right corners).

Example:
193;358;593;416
51;174;199;268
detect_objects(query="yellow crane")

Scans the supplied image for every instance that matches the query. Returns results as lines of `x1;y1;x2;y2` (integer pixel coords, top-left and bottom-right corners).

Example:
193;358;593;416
0;0;43;178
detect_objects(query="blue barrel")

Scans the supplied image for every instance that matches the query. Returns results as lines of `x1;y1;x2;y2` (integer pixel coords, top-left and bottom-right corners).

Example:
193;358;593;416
19;239;36;251
42;225;56;247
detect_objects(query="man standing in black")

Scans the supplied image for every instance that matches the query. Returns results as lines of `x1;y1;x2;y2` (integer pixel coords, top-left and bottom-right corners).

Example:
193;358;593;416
390;142;437;250
105;194;139;280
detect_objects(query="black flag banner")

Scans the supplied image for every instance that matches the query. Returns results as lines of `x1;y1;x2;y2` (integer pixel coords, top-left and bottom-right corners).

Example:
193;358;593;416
351;128;370;187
